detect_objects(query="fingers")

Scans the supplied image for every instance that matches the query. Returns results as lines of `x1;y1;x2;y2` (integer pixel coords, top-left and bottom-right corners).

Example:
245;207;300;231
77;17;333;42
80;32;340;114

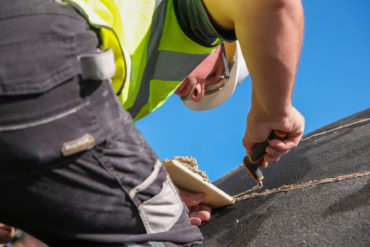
264;134;301;163
178;189;212;226
244;134;296;167
189;205;212;227
189;217;202;227
243;126;272;155
178;189;205;207
189;205;212;220
243;106;305;169
259;159;269;168
243;135;254;155
0;223;15;244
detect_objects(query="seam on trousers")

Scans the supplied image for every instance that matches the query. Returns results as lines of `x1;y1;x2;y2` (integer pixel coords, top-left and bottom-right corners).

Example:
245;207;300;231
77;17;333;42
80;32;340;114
0;101;89;132
91;148;138;208
130;159;162;198
139;175;184;234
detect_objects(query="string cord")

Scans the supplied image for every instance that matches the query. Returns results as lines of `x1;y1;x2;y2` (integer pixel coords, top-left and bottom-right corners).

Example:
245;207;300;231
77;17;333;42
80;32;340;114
234;116;370;201
233;171;370;201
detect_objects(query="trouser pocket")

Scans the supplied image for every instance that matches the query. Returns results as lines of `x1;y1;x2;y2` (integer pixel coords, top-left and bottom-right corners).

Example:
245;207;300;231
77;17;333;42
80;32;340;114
0;1;107;177
0;76;101;176
95;136;187;235
138;174;185;234
0;0;97;96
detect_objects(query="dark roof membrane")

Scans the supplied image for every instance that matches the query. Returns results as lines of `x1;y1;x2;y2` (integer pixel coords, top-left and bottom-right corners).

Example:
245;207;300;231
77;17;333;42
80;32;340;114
199;108;370;247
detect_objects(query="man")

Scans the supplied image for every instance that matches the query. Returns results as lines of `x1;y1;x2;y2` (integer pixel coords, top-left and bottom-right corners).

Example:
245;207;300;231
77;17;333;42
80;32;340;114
0;0;304;246
0;41;239;247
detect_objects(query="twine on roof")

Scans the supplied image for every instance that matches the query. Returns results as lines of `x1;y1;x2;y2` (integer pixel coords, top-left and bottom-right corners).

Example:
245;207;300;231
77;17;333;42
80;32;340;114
233;116;370;201
233;171;370;201
301;117;370;142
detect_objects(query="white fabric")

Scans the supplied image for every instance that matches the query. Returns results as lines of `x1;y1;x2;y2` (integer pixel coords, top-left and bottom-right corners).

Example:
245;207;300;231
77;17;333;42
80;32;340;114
79;49;116;80
139;175;184;233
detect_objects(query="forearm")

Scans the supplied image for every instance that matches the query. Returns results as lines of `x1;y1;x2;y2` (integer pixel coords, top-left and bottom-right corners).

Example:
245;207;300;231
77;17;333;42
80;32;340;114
203;0;304;119
241;0;304;121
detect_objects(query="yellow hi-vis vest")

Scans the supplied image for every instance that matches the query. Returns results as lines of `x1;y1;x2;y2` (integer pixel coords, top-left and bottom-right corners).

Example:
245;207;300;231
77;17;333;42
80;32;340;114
65;0;219;121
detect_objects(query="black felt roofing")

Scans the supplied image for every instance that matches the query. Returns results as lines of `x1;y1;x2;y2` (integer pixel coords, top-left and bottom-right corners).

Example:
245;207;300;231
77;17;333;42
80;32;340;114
199;108;370;247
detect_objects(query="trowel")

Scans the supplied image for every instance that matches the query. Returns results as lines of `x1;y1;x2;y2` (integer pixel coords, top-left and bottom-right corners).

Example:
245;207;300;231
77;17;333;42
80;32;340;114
163;159;235;208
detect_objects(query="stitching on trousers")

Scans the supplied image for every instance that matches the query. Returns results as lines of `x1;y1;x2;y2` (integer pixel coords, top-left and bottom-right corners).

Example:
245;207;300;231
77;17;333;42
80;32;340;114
0;101;89;132
129;160;162;198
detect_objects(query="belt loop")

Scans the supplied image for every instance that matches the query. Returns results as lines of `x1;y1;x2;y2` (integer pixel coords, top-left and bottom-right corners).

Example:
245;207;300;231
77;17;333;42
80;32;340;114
54;0;65;5
78;49;116;81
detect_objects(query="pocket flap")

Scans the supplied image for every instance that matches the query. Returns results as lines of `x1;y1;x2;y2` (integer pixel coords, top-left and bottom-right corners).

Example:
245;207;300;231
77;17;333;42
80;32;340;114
0;35;79;96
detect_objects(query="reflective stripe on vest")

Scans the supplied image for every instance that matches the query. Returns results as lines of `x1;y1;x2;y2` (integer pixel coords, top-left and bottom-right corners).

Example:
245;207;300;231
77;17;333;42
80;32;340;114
66;0;219;121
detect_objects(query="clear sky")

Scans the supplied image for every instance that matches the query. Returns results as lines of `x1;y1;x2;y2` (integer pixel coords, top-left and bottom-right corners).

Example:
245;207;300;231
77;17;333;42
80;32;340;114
136;0;370;182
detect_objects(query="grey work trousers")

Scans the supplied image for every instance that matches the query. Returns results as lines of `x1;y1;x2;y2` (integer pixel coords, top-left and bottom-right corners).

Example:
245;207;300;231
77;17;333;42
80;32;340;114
0;0;203;246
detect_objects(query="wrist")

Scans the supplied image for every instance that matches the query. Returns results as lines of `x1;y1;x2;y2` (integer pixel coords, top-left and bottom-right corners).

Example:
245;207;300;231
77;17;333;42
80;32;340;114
250;92;293;123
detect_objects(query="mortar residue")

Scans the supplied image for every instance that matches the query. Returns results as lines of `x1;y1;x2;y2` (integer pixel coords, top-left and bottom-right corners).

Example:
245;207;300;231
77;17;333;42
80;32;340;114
163;156;210;183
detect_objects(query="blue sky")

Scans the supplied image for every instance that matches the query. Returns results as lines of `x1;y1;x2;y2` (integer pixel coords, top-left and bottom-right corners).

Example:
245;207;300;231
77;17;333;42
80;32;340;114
136;0;370;182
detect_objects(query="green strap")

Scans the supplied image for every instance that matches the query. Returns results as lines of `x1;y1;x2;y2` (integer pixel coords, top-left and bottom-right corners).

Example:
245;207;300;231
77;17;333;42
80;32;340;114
152;50;208;81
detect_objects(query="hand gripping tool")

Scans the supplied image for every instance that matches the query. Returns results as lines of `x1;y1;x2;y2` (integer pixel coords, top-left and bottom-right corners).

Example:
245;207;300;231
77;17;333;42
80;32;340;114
243;130;288;189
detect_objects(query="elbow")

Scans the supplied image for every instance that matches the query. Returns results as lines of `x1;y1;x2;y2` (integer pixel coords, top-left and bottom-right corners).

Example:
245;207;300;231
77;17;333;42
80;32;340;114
274;0;304;23
268;0;305;38
274;0;303;11
236;0;304;26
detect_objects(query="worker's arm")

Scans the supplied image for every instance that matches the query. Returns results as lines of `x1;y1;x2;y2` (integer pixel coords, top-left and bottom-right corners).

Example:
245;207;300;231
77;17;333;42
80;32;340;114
203;0;305;166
